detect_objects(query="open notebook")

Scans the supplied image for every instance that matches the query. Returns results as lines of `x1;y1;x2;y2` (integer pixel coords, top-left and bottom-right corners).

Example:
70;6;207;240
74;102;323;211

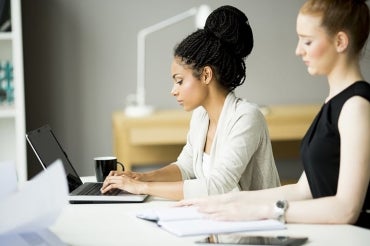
26;124;148;204
136;206;285;237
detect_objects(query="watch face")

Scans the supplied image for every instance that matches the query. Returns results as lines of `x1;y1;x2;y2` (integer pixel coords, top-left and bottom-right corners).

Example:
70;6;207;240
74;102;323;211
277;200;285;209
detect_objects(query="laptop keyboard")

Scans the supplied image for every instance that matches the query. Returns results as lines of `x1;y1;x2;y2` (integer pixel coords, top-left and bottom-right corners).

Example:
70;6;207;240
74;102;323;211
78;183;122;196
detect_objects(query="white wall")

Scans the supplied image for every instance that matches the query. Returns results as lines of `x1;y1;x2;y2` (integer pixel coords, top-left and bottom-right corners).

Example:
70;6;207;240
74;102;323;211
22;0;370;177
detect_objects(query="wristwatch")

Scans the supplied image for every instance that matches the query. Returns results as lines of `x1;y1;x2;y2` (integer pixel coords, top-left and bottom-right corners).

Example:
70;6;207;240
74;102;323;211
274;200;289;223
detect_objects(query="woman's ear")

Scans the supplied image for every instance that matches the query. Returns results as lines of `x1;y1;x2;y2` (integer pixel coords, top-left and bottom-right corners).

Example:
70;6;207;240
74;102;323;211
202;66;213;84
336;31;349;53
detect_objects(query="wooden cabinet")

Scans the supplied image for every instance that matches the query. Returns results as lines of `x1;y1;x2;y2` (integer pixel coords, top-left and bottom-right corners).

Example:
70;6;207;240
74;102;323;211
112;104;320;171
0;0;26;182
112;110;191;171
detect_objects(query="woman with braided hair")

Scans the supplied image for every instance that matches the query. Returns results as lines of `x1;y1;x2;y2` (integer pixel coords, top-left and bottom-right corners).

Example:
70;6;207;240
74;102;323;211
178;0;370;228
101;5;280;200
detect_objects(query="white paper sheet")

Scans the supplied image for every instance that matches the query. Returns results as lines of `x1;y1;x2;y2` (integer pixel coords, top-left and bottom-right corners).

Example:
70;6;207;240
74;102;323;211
136;206;204;221
158;218;285;237
137;206;286;237
0;161;18;201
0;229;66;246
0;160;68;235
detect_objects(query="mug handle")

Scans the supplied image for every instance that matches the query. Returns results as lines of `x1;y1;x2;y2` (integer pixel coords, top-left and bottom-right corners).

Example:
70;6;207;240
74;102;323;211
117;162;125;171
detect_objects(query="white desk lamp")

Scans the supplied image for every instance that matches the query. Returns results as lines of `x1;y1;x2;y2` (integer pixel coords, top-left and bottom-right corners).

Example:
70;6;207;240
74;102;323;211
124;5;212;117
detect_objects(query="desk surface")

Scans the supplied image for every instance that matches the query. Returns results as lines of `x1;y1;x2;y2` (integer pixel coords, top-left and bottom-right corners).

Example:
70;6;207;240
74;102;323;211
50;197;370;246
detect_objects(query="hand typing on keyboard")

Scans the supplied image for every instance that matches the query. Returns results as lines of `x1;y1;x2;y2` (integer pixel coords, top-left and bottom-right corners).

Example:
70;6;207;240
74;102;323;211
100;170;145;195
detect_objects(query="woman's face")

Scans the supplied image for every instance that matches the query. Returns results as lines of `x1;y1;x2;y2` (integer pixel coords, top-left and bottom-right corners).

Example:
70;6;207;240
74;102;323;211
170;58;208;111
295;13;338;76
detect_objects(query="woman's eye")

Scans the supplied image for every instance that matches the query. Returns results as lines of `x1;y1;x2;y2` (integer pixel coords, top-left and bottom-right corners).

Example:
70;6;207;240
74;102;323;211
305;41;312;46
176;80;183;85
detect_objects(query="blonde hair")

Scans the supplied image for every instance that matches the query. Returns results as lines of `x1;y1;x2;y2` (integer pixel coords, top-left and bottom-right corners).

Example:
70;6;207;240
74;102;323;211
300;0;370;56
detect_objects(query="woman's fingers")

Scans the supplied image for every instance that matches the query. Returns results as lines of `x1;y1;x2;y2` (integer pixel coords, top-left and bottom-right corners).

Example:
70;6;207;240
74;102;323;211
175;198;201;207
101;175;125;193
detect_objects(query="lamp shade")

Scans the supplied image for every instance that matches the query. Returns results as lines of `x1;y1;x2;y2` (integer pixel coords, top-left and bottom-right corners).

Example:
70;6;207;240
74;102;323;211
195;5;211;28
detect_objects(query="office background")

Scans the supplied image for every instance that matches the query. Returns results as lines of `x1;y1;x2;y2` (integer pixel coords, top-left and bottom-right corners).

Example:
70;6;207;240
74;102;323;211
22;0;370;178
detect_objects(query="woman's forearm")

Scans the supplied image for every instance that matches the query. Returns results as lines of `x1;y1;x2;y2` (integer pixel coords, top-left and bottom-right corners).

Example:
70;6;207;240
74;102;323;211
237;175;311;204
286;196;360;224
141;163;183;182
141;181;184;200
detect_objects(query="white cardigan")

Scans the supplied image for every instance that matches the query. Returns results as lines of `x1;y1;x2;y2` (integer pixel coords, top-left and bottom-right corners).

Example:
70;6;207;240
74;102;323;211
176;92;280;199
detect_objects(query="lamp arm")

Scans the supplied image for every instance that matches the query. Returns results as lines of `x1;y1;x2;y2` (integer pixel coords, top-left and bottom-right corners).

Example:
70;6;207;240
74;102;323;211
136;7;197;106
138;8;197;38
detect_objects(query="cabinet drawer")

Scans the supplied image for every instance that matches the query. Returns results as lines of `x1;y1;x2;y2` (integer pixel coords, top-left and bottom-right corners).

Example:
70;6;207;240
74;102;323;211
129;127;188;145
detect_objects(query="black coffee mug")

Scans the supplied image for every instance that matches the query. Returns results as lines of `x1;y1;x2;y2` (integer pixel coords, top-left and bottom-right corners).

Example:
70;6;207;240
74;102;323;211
94;156;125;182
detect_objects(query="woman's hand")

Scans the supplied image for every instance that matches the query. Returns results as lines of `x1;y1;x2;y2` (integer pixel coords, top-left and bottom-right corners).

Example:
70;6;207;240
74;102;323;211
176;192;235;207
105;170;144;180
176;192;269;221
100;171;145;195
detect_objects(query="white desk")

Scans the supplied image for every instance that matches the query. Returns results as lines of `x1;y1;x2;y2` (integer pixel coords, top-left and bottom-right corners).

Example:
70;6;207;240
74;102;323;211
50;196;370;246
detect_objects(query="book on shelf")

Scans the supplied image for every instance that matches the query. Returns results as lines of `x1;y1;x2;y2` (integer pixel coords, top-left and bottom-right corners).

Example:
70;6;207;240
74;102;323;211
0;60;14;106
136;206;285;237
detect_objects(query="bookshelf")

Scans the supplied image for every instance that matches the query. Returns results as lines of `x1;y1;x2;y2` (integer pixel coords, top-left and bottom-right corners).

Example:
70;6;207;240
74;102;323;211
0;0;26;182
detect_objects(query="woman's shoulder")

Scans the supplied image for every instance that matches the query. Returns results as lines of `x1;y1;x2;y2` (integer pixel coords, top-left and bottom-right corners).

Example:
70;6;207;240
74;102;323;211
226;92;261;113
234;97;265;118
353;81;370;100
340;82;370;123
339;81;370;106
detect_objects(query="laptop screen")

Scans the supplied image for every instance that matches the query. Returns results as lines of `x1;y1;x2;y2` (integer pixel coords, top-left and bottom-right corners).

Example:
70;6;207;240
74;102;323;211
26;125;83;192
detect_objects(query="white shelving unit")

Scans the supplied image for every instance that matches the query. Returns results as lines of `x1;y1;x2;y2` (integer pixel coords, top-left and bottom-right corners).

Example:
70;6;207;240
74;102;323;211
0;0;26;183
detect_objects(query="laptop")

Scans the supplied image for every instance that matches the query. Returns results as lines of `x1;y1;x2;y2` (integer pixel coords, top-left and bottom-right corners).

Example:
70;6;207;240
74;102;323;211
26;124;148;204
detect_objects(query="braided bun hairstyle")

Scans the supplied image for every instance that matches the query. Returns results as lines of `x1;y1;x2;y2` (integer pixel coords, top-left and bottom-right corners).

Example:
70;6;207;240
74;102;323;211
174;5;254;91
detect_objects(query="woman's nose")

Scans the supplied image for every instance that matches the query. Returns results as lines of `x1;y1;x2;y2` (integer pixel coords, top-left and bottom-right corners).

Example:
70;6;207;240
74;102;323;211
295;42;303;56
171;84;178;96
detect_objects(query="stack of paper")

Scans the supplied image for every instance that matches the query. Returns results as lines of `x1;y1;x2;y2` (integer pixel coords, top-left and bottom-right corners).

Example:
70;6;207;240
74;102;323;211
136;206;285;237
0;160;68;245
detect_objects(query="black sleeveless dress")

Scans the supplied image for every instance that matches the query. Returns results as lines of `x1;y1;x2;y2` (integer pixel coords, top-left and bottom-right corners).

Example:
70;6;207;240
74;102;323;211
301;81;370;228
